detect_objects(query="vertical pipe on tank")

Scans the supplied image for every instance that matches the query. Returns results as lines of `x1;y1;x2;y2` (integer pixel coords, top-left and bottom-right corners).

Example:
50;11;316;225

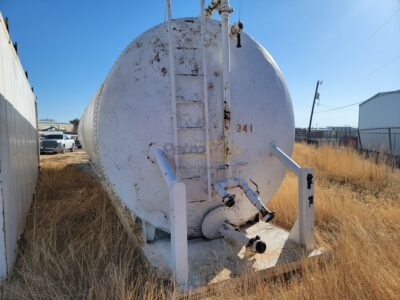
220;0;233;178
200;0;212;202
166;0;179;170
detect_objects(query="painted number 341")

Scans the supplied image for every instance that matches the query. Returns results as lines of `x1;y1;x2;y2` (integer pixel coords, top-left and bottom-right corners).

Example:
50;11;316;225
236;123;253;133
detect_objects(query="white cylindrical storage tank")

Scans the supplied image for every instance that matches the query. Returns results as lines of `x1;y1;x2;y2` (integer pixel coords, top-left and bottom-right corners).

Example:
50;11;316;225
79;18;294;238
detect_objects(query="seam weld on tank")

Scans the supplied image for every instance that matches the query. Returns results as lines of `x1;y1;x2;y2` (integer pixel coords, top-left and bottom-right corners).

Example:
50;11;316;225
79;17;294;238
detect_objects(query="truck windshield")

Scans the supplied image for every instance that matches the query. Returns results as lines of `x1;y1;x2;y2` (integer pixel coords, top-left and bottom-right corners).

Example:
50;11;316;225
45;135;63;140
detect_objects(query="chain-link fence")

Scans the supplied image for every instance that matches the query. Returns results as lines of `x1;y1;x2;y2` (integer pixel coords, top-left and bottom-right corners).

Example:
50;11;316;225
358;127;400;157
295;128;358;148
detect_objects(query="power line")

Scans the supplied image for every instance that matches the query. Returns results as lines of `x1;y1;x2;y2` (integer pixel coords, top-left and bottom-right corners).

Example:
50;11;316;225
316;53;400;112
314;101;362;113
363;55;400;80
324;7;400;80
348;8;400;60
304;7;400;124
317;103;338;109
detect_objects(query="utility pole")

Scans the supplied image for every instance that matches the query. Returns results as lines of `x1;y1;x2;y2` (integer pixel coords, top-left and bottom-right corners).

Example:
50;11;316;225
307;80;322;143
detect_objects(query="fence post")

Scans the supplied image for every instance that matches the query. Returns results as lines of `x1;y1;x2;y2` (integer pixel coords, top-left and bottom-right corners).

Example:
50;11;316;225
388;128;392;155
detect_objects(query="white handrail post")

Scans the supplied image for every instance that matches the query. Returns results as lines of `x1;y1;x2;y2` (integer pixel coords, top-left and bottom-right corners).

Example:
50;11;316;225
170;182;188;288
270;144;315;252
298;168;315;252
150;147;188;288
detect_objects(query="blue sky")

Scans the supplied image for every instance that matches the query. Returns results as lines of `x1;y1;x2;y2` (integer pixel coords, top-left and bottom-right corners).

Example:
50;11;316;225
1;0;399;128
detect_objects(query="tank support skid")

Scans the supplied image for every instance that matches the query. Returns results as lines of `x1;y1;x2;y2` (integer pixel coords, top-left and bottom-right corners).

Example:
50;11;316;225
143;143;323;292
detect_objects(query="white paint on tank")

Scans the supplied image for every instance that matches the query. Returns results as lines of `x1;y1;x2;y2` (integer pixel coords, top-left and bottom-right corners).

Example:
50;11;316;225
80;17;294;238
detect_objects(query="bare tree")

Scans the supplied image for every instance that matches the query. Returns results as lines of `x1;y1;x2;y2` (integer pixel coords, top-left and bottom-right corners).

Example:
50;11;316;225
69;118;80;133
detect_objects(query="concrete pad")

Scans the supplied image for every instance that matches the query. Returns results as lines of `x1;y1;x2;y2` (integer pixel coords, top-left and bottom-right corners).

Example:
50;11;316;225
142;221;325;290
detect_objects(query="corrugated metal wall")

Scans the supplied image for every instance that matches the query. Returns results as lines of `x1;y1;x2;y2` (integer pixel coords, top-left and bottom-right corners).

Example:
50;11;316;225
359;91;400;156
0;12;39;277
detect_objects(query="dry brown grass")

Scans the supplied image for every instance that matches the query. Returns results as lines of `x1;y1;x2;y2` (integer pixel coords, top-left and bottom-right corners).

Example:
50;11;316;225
293;144;392;187
1;145;400;299
0;152;171;300
266;144;400;299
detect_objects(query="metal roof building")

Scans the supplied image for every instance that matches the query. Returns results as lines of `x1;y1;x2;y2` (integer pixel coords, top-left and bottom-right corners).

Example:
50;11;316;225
38;120;74;132
358;90;400;156
0;13;39;277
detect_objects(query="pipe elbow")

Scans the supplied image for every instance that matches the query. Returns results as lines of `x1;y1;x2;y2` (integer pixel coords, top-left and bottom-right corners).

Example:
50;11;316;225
215;181;236;207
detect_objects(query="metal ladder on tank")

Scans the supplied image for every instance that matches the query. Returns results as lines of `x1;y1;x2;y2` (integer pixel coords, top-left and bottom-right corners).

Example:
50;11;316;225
166;1;212;202
153;0;213;289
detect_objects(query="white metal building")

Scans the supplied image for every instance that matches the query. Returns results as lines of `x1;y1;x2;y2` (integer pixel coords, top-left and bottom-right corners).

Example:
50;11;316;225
358;90;400;156
0;13;39;277
38;120;74;132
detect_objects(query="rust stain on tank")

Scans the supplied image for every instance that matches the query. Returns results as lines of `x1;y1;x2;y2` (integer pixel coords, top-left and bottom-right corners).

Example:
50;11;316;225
224;101;231;130
191;64;199;75
225;146;231;156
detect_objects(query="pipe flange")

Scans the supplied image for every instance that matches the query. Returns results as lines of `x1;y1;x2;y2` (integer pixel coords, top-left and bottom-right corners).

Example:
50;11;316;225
201;206;242;239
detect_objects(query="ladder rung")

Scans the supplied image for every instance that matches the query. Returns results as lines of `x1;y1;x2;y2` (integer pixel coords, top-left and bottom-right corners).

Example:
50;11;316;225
176;47;199;50
177;126;205;129
175;149;206;155
176;100;203;104
176;73;203;77
181;175;208;181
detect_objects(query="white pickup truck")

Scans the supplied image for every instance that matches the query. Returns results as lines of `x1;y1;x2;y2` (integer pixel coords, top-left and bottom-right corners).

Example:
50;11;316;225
40;133;75;154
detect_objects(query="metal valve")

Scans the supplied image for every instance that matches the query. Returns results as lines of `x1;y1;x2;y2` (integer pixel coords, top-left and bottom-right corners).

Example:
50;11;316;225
230;21;244;48
222;194;236;207
261;209;276;223
247;235;266;254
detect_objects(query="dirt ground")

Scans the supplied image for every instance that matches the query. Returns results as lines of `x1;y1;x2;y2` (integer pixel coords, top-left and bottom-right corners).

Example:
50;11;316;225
1;149;169;299
40;149;90;166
